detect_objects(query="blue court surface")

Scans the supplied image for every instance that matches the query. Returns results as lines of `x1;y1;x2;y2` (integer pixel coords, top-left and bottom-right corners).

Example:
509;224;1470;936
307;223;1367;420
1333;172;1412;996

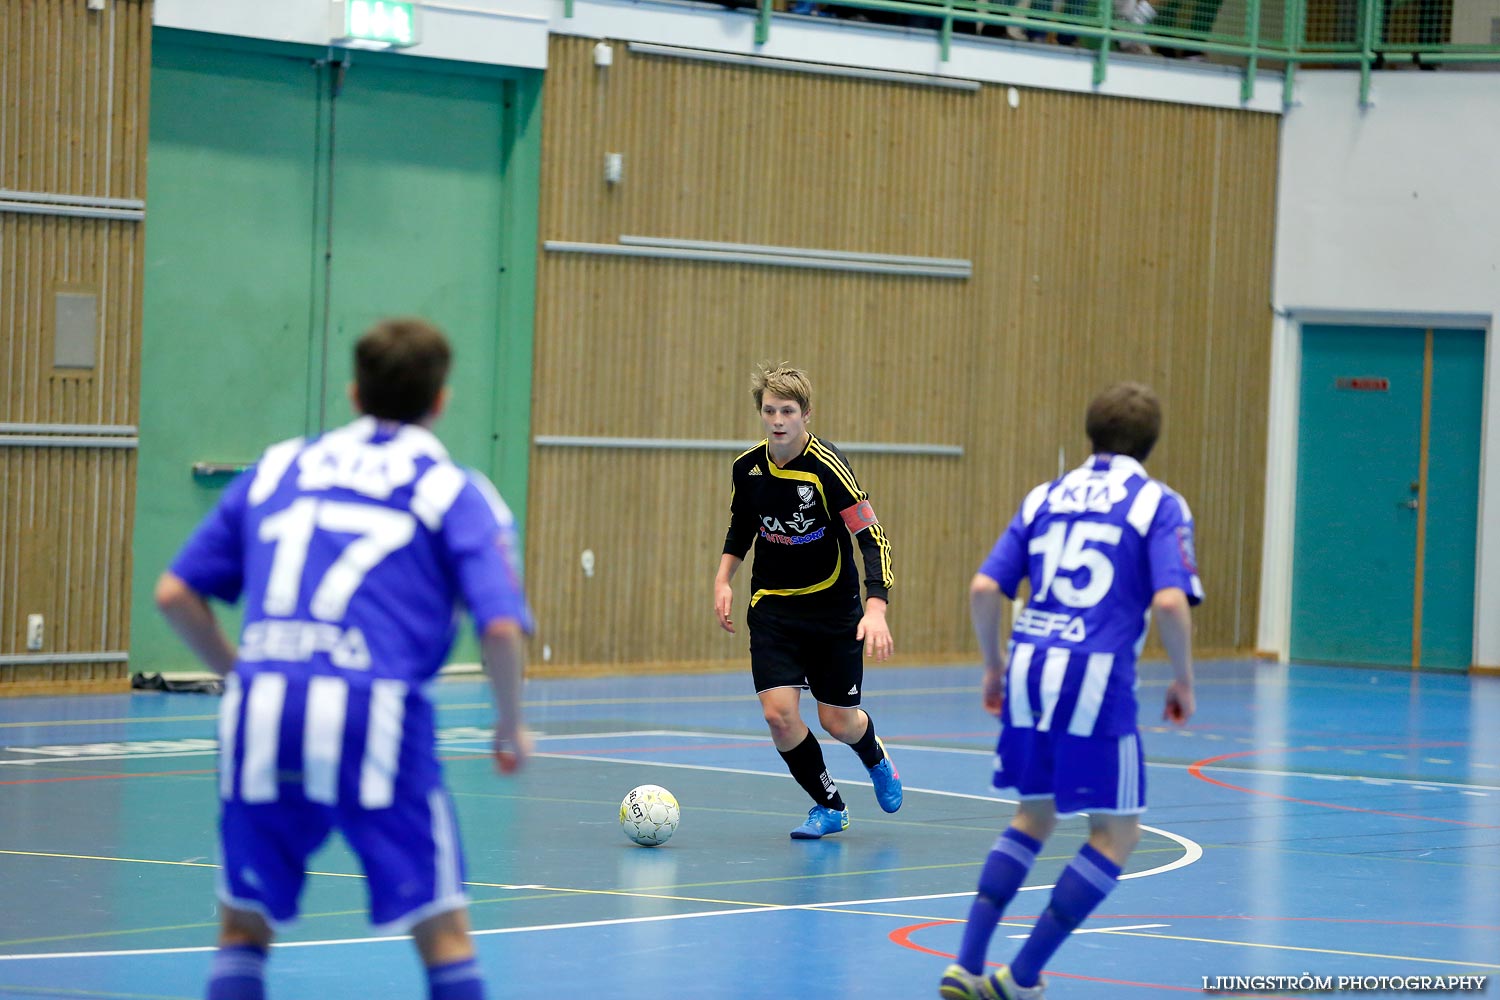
1;660;1497;998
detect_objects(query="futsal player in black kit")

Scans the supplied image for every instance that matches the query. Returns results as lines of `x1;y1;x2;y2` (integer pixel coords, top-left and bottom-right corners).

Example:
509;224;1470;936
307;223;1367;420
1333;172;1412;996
714;362;902;838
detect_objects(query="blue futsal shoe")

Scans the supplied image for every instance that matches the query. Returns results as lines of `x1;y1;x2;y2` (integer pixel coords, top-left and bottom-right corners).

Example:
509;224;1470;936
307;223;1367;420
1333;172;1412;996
868;738;903;813
789;805;850;839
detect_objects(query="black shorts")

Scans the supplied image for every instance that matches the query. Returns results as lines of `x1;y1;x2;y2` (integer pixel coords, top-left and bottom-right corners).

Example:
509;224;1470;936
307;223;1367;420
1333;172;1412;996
747;603;864;708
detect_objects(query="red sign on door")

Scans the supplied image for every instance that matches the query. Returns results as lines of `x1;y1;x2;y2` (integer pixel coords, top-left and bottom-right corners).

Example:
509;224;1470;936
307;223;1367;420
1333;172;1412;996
1335;377;1390;392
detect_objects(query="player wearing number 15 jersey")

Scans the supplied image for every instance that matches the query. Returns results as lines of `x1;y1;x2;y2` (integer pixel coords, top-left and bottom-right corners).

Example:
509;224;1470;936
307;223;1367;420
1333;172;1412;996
156;318;530;1000
939;383;1201;1000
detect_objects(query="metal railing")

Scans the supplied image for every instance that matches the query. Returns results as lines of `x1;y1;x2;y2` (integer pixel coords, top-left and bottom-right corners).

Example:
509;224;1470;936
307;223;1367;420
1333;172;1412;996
572;0;1498;104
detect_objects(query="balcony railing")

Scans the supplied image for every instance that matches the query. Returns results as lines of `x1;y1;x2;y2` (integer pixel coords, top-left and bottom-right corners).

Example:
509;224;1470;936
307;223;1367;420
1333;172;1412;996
567;0;1499;104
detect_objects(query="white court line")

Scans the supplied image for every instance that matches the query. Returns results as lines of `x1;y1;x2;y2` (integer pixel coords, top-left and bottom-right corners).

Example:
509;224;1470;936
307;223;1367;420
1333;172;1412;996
8;728;1489;793
655;729;1500;792
530;750;1204;885
0;729;675;768
0;894;1173;963
1005;922;1168;938
0;750;219;766
0;744;1204;963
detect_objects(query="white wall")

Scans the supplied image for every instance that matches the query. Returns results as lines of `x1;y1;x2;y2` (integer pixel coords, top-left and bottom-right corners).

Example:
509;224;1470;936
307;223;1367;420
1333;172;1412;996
556;0;1286;113
1260;71;1500;666
153;0;1288;112
154;0;551;70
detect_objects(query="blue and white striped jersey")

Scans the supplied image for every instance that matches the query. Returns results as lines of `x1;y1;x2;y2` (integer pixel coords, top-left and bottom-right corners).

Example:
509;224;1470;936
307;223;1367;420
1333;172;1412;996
978;454;1202;738
170;416;532;808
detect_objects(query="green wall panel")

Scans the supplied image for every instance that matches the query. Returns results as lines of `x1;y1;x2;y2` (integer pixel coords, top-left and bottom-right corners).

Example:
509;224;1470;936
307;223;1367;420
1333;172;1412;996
133;43;326;671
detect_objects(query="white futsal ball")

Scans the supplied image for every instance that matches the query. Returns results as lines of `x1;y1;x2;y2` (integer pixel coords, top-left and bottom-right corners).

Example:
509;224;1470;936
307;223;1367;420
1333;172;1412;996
619;784;680;847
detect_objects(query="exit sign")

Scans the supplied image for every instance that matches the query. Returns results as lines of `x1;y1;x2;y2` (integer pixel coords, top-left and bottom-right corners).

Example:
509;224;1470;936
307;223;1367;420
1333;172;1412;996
334;0;420;49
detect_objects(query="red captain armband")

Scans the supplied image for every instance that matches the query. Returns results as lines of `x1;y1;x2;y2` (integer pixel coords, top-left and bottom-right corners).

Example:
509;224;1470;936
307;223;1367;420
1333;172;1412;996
840;499;878;533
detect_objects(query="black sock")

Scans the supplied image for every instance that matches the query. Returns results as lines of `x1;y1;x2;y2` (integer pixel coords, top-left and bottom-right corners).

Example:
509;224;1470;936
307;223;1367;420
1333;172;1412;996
779;731;845;811
849;712;885;769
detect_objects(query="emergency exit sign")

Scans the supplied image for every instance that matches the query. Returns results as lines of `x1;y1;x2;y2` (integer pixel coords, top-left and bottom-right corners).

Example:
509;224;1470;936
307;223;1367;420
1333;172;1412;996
334;0;419;49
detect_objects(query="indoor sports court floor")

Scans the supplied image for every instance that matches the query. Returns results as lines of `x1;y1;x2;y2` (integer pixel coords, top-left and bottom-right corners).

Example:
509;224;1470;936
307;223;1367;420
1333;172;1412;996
1;660;1497;998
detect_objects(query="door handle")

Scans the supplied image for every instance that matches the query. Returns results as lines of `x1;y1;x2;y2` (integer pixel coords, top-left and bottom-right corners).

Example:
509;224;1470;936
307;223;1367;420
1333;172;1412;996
1397;499;1419;510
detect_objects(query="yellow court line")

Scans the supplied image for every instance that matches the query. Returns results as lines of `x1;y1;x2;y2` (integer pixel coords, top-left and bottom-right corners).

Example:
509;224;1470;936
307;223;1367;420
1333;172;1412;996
0;849;365;883
0;841;1180;898
500;860;989;896
1098;928;1500;971
0;846;946;900
445;787;1101;840
0;849;221;871
0;847;988;938
463;881;774;909
0;986;197;1000
0;714;219;729
0;848;837;926
0;921;226;950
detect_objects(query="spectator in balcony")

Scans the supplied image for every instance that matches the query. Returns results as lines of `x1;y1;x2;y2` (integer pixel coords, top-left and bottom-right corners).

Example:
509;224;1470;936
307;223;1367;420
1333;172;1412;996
1379;0;1446;68
1152;0;1222;58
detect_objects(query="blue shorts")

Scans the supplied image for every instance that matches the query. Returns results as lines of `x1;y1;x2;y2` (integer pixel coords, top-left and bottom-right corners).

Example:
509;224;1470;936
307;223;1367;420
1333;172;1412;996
215;670;467;931
218;784;468;932
992;726;1146;815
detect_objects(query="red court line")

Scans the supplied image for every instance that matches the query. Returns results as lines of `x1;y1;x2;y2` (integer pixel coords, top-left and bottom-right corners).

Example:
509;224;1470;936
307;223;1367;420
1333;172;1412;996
890;914;1498;997
888;921;1288;996
1188;743;1499;829
903;912;1500;930
1092;913;1500;931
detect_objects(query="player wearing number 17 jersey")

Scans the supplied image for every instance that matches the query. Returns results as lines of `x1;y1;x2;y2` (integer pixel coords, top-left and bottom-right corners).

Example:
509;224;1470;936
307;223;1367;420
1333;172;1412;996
156;318;530;1000
939;383;1201;1000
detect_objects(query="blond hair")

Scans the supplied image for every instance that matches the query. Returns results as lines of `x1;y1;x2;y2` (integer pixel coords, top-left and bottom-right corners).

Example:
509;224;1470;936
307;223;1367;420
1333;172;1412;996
750;362;812;412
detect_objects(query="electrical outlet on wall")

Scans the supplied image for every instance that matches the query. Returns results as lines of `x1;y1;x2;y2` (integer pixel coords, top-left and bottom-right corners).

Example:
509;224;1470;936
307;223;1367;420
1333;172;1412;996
27;614;44;651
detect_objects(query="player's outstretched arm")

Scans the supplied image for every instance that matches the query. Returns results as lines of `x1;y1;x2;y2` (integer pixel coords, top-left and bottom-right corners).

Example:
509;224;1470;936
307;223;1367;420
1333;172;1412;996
1153;587;1195;724
969;574;1009;716
481;618;531;774
154;573;237;676
714;553;742;634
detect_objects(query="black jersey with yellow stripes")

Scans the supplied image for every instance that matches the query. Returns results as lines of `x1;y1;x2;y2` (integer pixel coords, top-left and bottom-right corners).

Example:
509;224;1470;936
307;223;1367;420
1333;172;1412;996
722;433;894;617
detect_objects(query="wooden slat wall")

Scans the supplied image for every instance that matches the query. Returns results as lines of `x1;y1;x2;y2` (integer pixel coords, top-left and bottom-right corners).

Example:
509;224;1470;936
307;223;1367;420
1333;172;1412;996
535;37;1278;676
0;0;151;695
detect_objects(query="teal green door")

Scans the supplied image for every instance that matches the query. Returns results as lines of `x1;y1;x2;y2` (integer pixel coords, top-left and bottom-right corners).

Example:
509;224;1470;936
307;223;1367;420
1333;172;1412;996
320;62;508;474
134;35;540;672
1291;325;1483;671
1420;330;1484;668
